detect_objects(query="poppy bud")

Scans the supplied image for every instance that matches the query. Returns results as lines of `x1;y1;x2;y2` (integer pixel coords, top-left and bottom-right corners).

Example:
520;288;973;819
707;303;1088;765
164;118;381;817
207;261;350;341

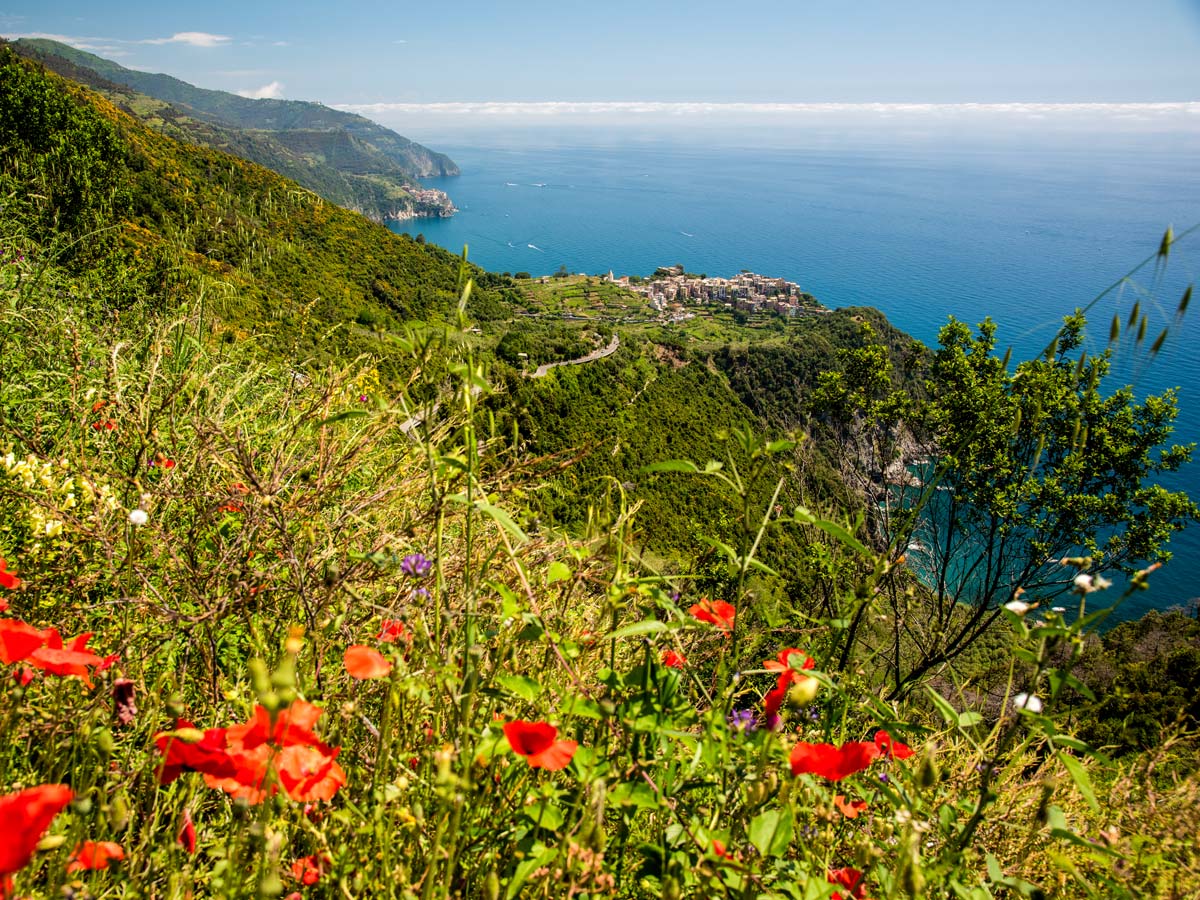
787;677;820;707
662;877;683;900
484;870;501;900
109;794;130;832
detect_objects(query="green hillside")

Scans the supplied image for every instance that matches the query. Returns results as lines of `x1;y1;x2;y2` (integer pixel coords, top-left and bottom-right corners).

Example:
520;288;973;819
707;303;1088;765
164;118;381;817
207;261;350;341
0;41;509;370
1;40;1198;900
12;37;458;222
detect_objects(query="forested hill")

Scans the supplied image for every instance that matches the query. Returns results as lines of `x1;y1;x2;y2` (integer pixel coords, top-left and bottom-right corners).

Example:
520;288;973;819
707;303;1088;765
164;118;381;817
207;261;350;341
11;38;458;222
0;43;510;368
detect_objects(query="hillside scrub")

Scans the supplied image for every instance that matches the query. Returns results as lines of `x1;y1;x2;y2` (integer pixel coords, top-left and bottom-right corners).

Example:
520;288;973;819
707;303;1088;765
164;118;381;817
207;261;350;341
1;42;1199;899
2;232;1199;898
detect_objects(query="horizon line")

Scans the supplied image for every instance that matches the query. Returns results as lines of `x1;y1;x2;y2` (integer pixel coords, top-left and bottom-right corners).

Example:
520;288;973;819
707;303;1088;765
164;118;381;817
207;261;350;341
335;100;1200;117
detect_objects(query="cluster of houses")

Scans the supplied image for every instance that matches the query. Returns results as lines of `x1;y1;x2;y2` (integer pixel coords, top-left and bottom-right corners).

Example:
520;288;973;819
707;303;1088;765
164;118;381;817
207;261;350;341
606;265;823;318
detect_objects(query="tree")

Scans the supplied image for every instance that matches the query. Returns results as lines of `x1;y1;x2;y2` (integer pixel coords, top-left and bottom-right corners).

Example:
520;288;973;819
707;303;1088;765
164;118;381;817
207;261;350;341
812;312;1197;699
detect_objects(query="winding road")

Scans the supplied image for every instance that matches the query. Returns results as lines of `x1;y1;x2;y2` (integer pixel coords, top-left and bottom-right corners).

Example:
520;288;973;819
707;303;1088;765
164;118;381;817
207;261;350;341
527;334;620;378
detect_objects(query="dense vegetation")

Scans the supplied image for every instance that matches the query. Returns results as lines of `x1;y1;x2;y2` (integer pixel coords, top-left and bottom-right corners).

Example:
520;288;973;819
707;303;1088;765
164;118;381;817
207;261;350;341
13;38;459;222
0;45;1198;899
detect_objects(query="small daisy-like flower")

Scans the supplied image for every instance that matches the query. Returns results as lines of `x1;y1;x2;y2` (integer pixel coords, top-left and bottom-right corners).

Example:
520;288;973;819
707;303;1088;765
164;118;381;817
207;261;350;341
1004;599;1033;615
1013;692;1043;713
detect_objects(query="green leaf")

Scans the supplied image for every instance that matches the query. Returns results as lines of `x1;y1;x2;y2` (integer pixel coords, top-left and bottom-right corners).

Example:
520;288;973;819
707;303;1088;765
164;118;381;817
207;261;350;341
926;687;960;727
521;801;564;831
812;518;870;555
957;711;984;728
640;459;700;474
748;807;794;858
475;501;528;544
546;561;572;584
609;619;668;640
315;409;369;427
1057;751;1099;813
496;674;542;702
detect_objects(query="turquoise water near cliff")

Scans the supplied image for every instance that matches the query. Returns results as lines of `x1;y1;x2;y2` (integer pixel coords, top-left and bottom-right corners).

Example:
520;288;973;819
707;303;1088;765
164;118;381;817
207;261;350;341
390;132;1200;622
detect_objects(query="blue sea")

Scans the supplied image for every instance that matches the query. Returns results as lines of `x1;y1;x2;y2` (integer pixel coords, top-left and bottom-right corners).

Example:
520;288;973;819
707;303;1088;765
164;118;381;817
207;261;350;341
390;127;1200;622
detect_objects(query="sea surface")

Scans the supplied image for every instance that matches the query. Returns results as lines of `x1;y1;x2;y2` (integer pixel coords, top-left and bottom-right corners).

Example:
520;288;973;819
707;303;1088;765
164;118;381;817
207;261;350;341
391;130;1200;623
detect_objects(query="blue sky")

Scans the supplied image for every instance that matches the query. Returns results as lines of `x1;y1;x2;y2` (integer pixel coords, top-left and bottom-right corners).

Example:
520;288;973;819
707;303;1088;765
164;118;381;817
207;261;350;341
5;1;1200;104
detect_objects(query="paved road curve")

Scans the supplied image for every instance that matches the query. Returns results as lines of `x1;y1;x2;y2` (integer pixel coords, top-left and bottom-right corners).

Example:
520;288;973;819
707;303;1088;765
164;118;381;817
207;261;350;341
528;334;620;378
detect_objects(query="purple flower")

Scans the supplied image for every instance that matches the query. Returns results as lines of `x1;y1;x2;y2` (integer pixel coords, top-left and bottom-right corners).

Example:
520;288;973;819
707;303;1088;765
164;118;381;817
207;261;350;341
359;394;369;402
728;709;758;733
401;552;432;577
878;772;889;784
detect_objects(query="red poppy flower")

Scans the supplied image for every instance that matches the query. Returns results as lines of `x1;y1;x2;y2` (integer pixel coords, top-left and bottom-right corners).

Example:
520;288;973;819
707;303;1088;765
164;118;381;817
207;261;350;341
344;645;392;680
202;701;344;804
0;558;20;591
377;619;409;643
661;649;687;668
0;619;50;664
503;720;578;771
66;841;125;872
0;784;73;877
873;730;914;760
789;741;879;781
178;810;196;854
828;867;868;900
764;648;814;673
274;744;347;802
154;720;239;784
291;854;331;886
833;794;869;819
689;599;735;632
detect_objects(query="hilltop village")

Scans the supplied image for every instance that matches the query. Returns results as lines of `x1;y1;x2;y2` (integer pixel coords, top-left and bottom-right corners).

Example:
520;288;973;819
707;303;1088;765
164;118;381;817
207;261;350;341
606;265;825;318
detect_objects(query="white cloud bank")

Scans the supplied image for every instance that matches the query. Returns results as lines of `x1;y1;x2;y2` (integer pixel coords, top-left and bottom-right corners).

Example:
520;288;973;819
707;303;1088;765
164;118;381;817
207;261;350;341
237;81;284;100
335;100;1200;141
338;100;1200;120
142;31;231;48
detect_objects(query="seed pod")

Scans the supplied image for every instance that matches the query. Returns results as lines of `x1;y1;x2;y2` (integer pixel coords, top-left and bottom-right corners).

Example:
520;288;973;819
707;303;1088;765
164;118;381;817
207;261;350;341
1179;284;1192;317
1109;313;1120;344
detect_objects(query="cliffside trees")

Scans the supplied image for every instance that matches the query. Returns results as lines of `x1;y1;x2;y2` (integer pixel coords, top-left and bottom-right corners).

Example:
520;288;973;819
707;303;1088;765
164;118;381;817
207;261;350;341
812;312;1196;698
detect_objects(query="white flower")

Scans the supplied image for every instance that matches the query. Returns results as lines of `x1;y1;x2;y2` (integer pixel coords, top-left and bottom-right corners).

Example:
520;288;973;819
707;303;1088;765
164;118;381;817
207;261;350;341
1051;606;1067;613
128;509;149;526
1013;692;1043;714
1004;599;1033;615
1073;573;1094;592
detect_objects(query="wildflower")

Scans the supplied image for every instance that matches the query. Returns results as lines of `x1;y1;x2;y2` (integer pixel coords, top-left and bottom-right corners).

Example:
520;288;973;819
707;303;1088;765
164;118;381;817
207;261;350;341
0;784;73;882
689;598;735;632
503;720;577;770
112;679;137;726
27;631;108;687
90;419;116;431
1013;692;1043;714
828;867;868;900
833;794;869;819
661;649;686;668
728;709;757;733
128;509;148;526
789;741;879;781
66;841;125;872
149;454;175;469
763;648;816;727
197;701;346;804
377;619;409;643
711;839;732;859
0;619;46;663
401;552;432;577
1004;599;1033;615
178;810;196;854
0;557;21;590
873;730;914;760
1072;572;1111;594
154;721;240;784
291;854;331;886
344;645;392;680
